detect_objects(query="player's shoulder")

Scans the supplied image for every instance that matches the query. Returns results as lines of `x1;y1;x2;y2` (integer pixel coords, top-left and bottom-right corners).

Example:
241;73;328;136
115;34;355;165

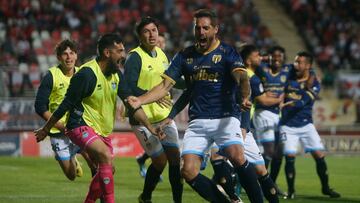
218;41;236;54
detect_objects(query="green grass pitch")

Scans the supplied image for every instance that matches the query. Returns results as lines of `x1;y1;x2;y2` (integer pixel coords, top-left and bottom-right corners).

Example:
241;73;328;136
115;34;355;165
0;156;359;203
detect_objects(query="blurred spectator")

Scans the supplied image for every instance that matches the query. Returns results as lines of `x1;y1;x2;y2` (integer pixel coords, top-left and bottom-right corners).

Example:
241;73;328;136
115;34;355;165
279;0;360;86
0;0;276;97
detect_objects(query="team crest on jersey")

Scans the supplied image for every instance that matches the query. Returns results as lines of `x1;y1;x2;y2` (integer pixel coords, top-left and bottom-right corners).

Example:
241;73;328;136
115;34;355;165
148;65;153;71
97;84;102;90
82;131;89;139
186;58;193;64
59;83;64;89
111;82;117;90
280;75;287;83
212;55;222;64
103;177;110;184
300;82;305;89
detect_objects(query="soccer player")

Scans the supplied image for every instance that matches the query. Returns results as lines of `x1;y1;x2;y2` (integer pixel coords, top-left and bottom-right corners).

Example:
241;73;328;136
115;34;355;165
128;9;263;203
34;39;96;180
34;33;160;203
135;32;168;180
252;46;289;194
279;51;340;199
123;17;183;203
240;44;281;203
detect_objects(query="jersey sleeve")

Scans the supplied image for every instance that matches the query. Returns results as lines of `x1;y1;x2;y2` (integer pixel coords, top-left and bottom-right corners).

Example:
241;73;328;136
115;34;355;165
123;52;148;96
250;76;264;101
52;67;96;119
34;71;53;116
163;52;184;84
227;46;245;73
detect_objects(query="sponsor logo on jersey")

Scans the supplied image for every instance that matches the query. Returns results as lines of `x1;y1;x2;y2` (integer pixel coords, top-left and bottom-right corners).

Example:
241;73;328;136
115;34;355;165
111;82;117;90
186;58;193;64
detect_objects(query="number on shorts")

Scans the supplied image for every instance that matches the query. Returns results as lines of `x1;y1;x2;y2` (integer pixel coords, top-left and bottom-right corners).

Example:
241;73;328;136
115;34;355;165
139;129;148;142
51;143;60;152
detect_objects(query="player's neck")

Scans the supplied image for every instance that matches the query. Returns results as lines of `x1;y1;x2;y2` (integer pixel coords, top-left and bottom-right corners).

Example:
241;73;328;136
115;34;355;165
59;65;74;77
141;44;156;53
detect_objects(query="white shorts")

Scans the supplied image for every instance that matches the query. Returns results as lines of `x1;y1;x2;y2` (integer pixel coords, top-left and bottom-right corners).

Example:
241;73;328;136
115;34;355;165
50;135;80;161
253;110;280;143
182;117;244;158
244;131;265;165
132;120;179;157
210;130;264;165
280;124;325;155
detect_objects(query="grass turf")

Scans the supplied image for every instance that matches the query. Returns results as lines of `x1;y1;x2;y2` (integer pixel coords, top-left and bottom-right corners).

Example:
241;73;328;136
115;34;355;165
0;155;359;203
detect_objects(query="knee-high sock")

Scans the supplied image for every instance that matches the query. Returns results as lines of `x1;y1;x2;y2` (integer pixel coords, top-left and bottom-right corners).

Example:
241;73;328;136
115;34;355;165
285;156;295;193
234;160;264;203
98;163;114;203
84;172;102;203
138;153;149;164
258;173;279;203
169;165;183;203
315;157;329;190
142;164;161;200
186;173;230;203
211;159;238;200
270;157;282;183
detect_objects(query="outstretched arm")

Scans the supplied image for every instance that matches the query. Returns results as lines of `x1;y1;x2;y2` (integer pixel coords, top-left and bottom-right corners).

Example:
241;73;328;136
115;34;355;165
127;77;175;109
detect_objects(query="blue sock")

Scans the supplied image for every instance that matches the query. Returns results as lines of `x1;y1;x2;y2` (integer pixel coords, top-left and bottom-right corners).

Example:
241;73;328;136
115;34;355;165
142;164;161;200
285;156;296;194
211;159;239;201
259;173;279;203
169;165;183;203
234;160;264;203
186;173;230;203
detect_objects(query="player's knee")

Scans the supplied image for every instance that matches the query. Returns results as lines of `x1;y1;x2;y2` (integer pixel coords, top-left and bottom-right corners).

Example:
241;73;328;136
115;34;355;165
181;164;198;181
152;153;168;171
255;164;268;176
227;152;246;167
65;171;76;181
97;148;112;164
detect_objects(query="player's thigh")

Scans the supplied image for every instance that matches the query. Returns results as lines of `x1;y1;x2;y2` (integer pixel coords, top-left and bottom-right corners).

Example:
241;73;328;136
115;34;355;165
132;125;163;157
244;131;265;166
280;125;300;155
300;124;325;153
182;119;212;157
212;117;244;153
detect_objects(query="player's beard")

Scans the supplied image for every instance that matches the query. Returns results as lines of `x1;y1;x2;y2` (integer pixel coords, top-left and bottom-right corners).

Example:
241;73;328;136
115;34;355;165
105;60;119;76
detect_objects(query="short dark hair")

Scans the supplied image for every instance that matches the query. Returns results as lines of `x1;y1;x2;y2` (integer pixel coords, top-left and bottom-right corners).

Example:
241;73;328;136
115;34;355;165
97;33;123;57
239;44;258;62
194;9;218;26
269;45;285;55
135;16;159;37
297;51;313;65
55;39;77;57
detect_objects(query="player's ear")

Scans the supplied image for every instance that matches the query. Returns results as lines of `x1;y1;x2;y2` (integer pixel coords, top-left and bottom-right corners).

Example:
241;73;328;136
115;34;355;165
103;48;111;58
214;25;219;35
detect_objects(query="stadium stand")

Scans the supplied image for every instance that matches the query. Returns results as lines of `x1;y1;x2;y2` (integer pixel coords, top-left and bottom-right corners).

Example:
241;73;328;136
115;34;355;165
0;0;275;97
278;0;360;86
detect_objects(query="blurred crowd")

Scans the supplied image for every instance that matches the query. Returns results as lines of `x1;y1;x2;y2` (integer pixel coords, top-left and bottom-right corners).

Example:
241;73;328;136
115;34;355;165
279;0;360;86
0;0;275;97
